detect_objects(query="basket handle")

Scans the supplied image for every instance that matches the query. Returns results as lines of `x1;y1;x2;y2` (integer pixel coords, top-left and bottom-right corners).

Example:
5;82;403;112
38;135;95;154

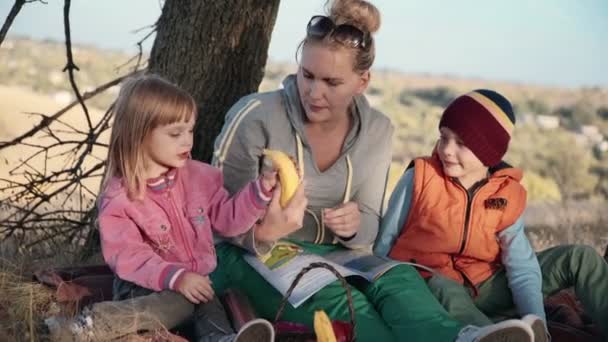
273;262;356;340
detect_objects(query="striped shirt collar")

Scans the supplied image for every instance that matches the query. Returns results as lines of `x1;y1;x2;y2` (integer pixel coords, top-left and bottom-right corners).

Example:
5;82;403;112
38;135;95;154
146;168;178;192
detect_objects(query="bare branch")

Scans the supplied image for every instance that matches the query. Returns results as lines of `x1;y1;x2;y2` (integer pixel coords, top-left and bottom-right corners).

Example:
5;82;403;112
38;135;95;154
62;0;93;131
0;70;138;150
116;23;157;73
25;112;87;135
0;0;25;48
0;0;48;47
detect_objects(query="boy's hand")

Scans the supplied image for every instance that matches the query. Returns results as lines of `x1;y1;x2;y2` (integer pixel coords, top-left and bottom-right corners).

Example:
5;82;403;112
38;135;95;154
260;171;278;194
175;272;214;304
324;201;361;239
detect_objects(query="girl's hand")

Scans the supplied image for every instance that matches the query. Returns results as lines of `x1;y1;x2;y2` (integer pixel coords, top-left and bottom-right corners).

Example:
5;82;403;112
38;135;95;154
254;181;308;242
175;272;214;304
259;171;278;194
323;201;361;239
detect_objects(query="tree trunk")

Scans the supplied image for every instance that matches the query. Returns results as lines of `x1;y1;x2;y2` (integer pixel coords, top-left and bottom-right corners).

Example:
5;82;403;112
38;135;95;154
149;0;281;162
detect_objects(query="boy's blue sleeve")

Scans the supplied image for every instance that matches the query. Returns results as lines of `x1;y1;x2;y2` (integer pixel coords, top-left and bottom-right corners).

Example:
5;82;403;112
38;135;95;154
498;216;546;322
374;168;414;257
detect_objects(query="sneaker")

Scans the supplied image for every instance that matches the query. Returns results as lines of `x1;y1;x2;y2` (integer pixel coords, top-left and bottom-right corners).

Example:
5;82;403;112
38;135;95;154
455;319;534;342
234;318;275;342
522;314;549;342
44;316;90;342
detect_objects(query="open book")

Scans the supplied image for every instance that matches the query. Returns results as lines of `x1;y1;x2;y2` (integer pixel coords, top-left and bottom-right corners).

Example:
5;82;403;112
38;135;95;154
244;241;428;308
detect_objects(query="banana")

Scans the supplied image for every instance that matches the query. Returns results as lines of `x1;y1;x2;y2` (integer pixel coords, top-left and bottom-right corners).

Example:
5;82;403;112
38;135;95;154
314;310;337;342
262;149;300;207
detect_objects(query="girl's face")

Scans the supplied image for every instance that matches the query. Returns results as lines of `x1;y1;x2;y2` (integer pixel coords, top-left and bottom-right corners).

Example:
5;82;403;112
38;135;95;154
143;115;195;179
296;43;369;124
436;126;488;189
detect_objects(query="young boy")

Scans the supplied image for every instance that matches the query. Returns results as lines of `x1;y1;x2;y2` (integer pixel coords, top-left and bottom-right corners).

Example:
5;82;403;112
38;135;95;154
375;89;608;341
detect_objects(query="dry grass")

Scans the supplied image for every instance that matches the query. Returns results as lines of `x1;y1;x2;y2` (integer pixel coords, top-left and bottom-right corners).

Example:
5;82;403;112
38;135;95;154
0;249;177;341
0;260;58;341
525;200;608;254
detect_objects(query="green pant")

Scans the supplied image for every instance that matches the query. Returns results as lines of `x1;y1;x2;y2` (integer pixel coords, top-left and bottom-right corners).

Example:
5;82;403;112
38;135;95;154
211;242;463;342
427;244;608;336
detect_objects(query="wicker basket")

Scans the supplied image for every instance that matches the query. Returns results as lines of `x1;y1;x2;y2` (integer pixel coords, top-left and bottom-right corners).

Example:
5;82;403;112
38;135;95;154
274;262;356;342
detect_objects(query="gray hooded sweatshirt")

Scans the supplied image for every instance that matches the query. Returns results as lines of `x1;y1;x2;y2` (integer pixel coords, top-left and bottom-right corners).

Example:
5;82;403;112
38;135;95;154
212;75;393;255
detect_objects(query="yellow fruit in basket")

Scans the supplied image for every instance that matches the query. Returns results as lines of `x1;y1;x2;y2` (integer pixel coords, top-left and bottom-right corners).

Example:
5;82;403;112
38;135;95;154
314;310;337;342
262;149;300;207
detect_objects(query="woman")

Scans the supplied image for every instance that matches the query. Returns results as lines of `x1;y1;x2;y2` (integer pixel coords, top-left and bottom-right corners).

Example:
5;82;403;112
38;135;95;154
211;1;535;341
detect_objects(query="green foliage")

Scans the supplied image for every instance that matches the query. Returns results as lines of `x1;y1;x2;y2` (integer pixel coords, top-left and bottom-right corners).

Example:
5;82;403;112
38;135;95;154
524;98;550;115
400;86;457;108
597;106;608;120
522;171;561;203
367;86;383;96
553;100;597;128
507;125;599;200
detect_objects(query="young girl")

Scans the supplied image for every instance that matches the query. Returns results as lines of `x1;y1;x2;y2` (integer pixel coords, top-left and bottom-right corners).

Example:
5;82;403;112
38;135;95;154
47;74;276;342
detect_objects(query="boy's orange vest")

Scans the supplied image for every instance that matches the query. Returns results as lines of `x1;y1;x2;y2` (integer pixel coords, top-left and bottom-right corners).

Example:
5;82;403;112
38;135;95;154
388;156;526;286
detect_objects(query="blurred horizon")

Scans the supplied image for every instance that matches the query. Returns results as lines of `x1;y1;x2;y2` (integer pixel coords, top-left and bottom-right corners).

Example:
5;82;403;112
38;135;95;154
1;0;607;88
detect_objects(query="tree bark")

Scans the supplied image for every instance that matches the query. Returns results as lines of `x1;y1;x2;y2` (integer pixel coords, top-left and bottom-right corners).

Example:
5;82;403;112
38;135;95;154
149;0;281;162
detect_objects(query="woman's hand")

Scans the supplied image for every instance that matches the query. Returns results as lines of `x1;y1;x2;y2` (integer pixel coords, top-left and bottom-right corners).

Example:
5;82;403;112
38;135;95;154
254;181;308;243
175;272;214;304
323;201;361;239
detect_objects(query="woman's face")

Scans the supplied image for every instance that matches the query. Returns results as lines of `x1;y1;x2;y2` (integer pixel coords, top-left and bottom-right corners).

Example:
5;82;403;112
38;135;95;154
296;43;369;124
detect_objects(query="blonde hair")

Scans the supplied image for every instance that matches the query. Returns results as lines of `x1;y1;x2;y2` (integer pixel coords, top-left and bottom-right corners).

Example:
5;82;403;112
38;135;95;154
299;0;381;73
101;74;197;200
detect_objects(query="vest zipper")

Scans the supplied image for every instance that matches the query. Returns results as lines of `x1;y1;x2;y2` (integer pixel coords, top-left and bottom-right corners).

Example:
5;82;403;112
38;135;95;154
453;178;489;294
455;179;488;254
458;186;473;254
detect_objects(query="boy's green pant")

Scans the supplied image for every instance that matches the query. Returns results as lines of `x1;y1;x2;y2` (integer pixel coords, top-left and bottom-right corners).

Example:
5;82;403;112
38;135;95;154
427;244;608;336
212;242;463;342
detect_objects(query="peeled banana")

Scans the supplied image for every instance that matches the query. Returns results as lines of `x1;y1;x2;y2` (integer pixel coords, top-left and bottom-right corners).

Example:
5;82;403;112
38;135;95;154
314;310;337;342
262;149;300;207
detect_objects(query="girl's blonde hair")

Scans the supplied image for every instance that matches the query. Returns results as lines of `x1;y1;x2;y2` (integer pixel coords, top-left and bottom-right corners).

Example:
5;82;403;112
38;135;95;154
101;74;197;200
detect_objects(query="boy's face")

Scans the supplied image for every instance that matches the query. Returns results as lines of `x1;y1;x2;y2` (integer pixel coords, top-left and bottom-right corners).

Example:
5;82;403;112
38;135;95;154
436;127;488;188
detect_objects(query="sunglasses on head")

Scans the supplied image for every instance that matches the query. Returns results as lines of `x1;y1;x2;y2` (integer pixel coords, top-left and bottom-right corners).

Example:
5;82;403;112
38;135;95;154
306;15;370;50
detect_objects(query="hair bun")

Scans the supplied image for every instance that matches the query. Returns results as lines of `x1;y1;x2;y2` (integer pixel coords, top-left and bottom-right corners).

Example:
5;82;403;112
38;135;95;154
328;0;381;34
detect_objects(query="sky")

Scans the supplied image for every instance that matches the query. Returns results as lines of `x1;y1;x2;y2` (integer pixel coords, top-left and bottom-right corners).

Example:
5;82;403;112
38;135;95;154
1;0;607;88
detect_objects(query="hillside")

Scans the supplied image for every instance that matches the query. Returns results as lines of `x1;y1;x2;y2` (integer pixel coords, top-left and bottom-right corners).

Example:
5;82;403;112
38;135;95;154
1;38;607;252
3;38;608;201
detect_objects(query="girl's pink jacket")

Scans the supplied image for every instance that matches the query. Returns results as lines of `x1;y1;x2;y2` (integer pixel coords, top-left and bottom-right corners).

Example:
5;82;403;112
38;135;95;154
98;160;270;292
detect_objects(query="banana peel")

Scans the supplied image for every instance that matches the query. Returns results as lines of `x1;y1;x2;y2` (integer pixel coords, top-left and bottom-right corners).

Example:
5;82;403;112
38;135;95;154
262;149;300;207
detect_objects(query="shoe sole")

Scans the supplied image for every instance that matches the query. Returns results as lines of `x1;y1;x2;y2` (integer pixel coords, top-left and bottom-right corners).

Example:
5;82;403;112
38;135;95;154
476;326;533;342
529;319;549;342
235;321;274;342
